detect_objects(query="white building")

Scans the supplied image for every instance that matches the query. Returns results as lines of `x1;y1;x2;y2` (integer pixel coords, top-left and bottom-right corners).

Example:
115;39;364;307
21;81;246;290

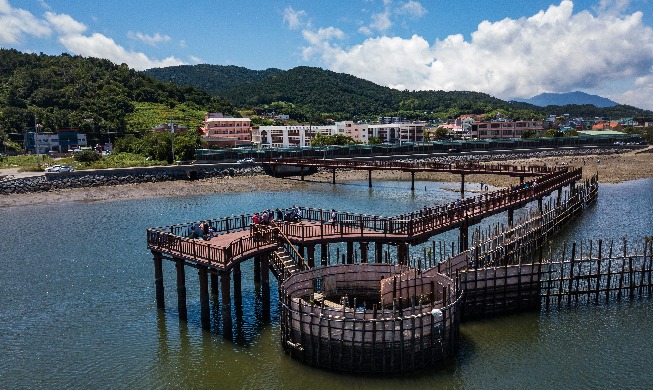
251;121;426;147
253;125;337;148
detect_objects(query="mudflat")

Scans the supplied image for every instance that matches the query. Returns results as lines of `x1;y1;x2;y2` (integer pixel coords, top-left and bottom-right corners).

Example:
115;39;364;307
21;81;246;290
1;147;651;209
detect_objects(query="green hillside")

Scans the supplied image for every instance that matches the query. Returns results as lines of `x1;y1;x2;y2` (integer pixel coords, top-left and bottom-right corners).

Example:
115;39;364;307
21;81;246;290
0;49;236;145
144;64;283;96
145;63;653;122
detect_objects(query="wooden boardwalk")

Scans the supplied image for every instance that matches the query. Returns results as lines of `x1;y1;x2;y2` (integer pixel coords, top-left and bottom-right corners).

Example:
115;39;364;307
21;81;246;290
147;163;581;273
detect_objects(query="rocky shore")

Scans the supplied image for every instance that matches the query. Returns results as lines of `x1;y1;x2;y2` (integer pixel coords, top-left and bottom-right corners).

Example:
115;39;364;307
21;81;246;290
1;146;651;208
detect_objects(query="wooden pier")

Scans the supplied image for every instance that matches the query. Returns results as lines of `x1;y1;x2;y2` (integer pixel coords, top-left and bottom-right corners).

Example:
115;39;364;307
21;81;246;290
146;160;618;373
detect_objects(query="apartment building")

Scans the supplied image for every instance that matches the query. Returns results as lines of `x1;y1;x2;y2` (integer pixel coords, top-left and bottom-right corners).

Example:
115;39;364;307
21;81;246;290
251;121;426;147
253;125;337;148
202;113;252;148
471;121;544;139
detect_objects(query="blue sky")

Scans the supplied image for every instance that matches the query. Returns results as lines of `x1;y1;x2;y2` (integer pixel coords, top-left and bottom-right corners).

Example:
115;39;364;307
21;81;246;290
2;0;653;110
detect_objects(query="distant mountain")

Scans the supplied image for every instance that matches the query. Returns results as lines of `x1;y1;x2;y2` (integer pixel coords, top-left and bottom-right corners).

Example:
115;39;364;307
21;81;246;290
144;64;652;121
144;64;284;96
513;91;618;108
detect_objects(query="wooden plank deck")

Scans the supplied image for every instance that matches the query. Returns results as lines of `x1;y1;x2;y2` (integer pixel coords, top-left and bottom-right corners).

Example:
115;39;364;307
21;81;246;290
147;163;582;272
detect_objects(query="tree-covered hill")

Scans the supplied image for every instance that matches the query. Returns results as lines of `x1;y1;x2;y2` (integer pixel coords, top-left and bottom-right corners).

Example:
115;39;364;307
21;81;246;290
144;64;283;96
145;63;652;122
0;49;236;143
217;66;546;122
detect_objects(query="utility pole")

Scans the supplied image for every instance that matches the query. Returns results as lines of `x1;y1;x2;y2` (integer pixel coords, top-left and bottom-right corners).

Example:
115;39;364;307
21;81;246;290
34;115;41;170
170;120;175;163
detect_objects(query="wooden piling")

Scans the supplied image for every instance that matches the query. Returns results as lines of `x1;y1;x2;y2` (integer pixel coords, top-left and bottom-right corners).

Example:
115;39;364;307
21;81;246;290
152;251;165;309
198;265;210;330
220;269;232;338
175;257;187;321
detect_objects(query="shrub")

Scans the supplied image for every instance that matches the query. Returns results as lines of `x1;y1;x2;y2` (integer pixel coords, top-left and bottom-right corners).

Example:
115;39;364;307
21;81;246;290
74;150;101;163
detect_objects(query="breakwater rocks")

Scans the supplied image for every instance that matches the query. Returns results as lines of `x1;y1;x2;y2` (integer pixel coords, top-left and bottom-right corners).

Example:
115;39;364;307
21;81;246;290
0;164;264;195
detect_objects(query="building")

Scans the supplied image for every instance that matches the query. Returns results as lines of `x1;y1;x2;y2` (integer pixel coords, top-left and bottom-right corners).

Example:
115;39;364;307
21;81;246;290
24;127;87;153
253;124;337;148
202;113;252;148
151;123;189;133
367;122;426;143
471;121;544;139
251;121;426;147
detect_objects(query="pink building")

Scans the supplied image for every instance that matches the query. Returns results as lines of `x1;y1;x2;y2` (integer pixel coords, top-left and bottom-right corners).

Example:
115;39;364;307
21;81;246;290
202;113;252;148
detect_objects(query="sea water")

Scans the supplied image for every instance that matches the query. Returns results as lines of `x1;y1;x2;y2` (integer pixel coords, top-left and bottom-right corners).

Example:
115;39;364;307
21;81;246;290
0;178;652;389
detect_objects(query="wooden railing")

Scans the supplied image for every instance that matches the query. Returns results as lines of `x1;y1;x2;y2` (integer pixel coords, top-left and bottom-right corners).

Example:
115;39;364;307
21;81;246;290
148;166;582;270
263;158;556;176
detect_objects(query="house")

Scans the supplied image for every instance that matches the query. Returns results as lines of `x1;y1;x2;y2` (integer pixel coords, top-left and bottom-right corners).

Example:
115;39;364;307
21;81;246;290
24;127;87;153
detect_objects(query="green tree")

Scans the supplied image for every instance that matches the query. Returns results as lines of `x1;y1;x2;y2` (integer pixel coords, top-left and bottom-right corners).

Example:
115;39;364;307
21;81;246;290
173;131;202;161
311;133;357;146
368;136;382;145
434;127;450;140
74;149;101;164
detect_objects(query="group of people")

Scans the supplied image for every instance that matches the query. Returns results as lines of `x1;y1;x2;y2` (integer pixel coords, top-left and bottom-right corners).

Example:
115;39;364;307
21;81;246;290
250;206;304;226
252;209;275;225
188;221;214;240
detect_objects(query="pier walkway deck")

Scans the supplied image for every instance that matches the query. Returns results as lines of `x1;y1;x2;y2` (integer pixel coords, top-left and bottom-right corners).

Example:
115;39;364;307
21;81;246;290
147;162;581;273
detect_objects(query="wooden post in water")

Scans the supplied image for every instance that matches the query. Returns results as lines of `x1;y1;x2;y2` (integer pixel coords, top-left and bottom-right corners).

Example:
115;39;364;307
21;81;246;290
375;242;383;263
398;243;409;266
219;269;232;338
210;272;219;296
233;262;242;311
253;256;261;285
261;254;271;322
198;265;210;330
300;166;305;181
368;170;373;188
152;251;165;309
508;208;514;228
411;172;415;191
538;197;543;214
307;244;315;268
332;168;336;184
321;243;328;266
360;242;369;263
460;174;465;199
175;257;187;321
459;224;469;252
347;242;354;264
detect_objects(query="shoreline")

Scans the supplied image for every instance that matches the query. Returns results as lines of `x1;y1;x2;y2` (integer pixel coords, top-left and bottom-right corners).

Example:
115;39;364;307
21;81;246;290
1;148;651;209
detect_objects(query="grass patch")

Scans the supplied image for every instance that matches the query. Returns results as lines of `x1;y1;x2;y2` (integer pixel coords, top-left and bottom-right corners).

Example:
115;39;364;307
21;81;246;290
1;152;168;170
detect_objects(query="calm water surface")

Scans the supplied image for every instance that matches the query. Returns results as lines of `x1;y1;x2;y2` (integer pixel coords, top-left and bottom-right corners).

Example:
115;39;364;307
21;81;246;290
1;178;652;389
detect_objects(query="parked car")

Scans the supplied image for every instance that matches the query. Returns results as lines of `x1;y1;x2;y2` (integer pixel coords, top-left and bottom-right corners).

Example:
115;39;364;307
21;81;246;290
58;165;74;172
237;158;255;164
45;165;62;172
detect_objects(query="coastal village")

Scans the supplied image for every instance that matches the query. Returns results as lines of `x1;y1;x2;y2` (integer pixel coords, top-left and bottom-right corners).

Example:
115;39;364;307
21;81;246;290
16;111;652;154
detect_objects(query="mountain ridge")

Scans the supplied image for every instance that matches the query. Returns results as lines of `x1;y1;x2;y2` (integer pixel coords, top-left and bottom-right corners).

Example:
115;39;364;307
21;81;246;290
512;91;618;108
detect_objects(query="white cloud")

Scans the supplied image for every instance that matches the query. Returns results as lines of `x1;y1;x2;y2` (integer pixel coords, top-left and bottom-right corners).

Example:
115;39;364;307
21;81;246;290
127;31;172;46
361;0;426;34
45;11;86;36
0;0;51;44
302;0;653;110
58;32;185;70
370;10;392;33
0;1;186;70
283;6;307;30
399;1;427;18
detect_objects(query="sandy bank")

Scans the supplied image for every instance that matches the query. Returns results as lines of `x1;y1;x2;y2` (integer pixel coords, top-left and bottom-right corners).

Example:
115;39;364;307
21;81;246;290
1;147;651;209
